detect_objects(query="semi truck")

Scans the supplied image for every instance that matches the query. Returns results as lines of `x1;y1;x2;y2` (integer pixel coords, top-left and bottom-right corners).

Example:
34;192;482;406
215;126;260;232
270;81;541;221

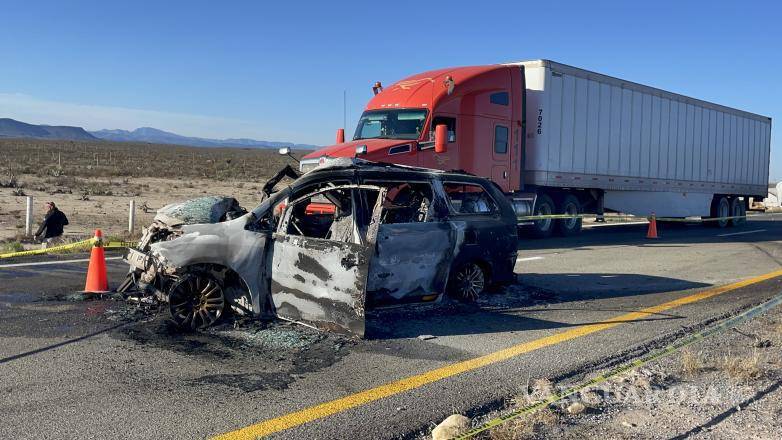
299;60;772;237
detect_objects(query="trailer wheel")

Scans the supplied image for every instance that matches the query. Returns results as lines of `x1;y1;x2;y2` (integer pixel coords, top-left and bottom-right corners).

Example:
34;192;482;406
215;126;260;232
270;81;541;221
530;194;556;238
708;196;730;228
556;194;582;236
730;198;746;227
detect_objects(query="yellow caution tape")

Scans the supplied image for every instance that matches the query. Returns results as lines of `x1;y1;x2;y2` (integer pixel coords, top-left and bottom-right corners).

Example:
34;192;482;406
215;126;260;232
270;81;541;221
105;241;138;249
0;238;96;259
0;238;137;259
454;289;782;439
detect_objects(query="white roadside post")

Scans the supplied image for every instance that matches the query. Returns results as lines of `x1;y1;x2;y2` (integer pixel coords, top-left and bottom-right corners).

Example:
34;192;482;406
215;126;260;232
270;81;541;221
25;196;33;237
128;200;136;233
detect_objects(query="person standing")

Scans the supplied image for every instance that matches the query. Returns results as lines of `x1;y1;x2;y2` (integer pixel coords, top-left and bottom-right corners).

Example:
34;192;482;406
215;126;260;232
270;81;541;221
35;201;69;249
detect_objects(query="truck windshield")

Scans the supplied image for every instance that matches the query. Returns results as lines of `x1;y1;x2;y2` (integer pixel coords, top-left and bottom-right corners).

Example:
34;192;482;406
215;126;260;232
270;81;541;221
353;109;428;140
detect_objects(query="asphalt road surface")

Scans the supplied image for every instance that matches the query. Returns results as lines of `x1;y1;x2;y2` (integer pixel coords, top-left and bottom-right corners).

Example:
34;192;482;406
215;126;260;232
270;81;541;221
1;215;781;439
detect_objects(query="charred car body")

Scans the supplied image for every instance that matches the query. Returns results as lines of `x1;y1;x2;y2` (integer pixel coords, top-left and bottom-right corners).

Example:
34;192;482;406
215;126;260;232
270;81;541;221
123;159;518;336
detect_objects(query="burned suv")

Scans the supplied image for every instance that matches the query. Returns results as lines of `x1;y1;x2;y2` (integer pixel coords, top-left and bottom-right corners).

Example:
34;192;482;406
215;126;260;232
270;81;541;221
123;159;518;336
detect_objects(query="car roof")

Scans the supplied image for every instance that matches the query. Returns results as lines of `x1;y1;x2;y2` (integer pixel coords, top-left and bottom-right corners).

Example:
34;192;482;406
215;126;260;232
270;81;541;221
305;158;480;181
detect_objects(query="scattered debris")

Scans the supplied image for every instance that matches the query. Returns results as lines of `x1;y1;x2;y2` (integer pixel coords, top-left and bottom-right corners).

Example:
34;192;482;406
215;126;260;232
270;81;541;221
417;334;437;341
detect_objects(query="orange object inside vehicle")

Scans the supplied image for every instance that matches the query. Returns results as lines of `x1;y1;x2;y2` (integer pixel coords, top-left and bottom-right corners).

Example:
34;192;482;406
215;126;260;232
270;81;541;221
305;202;336;215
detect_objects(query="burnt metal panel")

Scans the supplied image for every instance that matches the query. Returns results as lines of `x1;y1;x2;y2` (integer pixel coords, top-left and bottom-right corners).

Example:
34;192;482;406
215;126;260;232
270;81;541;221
367;222;453;305
269;185;385;336
149;214;273;316
270;234;371;336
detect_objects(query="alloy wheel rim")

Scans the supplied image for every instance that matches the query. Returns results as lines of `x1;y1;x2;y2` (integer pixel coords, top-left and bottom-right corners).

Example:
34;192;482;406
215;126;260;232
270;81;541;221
456;264;485;301
169;275;225;330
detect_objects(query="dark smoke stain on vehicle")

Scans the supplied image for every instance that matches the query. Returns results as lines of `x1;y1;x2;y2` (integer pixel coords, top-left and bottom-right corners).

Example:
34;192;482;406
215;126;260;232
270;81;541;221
294;252;332;282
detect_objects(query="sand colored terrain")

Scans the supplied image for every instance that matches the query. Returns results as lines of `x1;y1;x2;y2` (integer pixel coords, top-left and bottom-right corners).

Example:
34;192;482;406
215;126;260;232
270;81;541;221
0;138;302;247
0;175;275;244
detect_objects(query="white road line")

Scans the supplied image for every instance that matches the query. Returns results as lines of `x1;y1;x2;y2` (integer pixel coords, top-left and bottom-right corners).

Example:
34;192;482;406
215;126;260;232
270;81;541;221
717;229;766;237
0;256;123;269
517;256;544;262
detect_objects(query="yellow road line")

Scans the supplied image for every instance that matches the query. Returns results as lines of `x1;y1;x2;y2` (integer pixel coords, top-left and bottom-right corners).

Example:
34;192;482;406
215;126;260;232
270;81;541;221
213;268;782;440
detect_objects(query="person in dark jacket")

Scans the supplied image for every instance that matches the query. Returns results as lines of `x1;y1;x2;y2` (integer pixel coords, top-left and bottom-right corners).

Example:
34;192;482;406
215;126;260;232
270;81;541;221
35;201;69;249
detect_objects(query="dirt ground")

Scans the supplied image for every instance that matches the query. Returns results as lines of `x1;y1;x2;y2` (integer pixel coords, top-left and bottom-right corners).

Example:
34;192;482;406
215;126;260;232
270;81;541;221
455;301;782;440
0;137;303;247
0;174;274;244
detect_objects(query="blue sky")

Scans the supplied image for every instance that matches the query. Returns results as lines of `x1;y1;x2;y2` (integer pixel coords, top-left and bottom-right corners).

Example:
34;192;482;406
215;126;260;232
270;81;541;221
1;0;780;179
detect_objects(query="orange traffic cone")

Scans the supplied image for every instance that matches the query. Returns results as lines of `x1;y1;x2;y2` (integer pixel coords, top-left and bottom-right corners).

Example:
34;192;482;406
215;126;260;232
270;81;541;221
84;229;109;293
646;213;659;239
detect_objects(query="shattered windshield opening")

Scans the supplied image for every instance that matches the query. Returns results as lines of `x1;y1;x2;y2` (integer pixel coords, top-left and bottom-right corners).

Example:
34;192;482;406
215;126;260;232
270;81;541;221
353;109;428;141
248;187;291;232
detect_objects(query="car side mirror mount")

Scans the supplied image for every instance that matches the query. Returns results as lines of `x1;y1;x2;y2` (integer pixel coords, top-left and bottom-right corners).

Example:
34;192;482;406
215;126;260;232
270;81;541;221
434;124;448;153
278;147;299;164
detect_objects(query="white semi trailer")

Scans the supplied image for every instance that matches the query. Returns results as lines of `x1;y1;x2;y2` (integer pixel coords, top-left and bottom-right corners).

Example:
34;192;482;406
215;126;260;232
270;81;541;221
517;60;771;233
301;60;772;236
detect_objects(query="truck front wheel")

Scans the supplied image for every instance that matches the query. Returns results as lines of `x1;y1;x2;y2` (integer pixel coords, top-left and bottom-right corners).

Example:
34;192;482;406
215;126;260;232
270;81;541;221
530;194;556;238
556;194;582;236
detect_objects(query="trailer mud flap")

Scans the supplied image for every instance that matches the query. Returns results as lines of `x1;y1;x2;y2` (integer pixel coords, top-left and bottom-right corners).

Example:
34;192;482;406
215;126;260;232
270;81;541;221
270;234;371;336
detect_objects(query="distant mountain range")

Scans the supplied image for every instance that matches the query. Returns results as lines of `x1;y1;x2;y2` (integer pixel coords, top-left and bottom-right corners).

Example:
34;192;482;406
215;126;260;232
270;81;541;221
0;118;98;141
0;117;317;149
90;127;318;149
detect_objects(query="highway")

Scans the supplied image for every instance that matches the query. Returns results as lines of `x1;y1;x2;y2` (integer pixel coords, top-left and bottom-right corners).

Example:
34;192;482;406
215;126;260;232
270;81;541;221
1;215;781;439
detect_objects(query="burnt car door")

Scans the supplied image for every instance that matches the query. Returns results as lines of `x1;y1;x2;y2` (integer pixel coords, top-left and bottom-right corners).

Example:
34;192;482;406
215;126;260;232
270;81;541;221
270;184;385;336
439;179;518;290
366;180;453;306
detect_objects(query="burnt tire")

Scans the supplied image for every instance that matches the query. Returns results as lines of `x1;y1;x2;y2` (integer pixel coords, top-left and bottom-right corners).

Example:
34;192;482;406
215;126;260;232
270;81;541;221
529;194;556;238
447;262;487;302
556;194;582;236
731;198;747;227
168;274;225;330
708;196;730;228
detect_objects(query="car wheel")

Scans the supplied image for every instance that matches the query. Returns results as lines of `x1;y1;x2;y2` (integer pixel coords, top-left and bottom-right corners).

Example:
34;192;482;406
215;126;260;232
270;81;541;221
168;273;225;330
730;198;746;227
530;194;556;238
448;262;486;302
556;194;582;236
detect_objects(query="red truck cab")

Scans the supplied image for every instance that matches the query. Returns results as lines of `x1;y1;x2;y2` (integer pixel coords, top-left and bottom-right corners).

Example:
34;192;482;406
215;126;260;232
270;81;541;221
300;65;525;193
